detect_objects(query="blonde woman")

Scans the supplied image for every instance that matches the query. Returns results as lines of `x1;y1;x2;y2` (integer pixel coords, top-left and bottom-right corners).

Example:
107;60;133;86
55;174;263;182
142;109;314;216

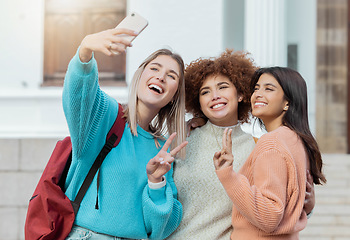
63;28;187;239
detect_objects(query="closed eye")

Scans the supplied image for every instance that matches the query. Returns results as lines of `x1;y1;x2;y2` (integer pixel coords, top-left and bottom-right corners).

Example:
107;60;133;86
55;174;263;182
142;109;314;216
200;90;209;95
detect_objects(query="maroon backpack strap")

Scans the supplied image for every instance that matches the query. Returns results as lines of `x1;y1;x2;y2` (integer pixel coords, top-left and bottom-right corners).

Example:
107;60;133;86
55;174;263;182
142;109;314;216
107;103;126;147
72;102;126;213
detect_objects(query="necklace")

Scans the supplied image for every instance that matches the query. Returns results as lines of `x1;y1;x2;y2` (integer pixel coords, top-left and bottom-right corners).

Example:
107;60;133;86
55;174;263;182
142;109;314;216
209;122;223;151
209;121;241;151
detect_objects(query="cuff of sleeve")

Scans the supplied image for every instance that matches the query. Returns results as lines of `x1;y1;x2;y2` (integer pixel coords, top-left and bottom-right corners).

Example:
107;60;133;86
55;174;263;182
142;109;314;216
307;209;313;219
148;176;166;189
74;46;95;74
215;166;239;189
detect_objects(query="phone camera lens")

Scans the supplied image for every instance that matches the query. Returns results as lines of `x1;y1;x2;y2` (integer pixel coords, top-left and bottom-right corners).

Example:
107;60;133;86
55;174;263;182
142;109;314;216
131;13;135;17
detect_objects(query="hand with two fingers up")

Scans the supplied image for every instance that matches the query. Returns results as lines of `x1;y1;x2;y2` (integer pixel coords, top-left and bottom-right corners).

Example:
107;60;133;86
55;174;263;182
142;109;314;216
213;128;234;170
147;132;188;183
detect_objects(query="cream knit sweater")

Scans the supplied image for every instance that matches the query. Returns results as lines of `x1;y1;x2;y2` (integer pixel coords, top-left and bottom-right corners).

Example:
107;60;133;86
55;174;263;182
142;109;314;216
167;121;255;240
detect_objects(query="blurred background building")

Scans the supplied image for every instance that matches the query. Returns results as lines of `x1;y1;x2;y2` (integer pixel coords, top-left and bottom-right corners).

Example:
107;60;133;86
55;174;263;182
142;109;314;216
0;0;349;239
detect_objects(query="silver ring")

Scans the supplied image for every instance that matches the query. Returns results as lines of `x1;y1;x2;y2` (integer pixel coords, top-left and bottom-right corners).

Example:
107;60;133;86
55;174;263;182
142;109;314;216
109;43;113;49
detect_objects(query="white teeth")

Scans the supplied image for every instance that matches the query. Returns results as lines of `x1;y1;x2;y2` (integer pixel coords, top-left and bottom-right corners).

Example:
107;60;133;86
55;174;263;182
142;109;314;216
149;84;163;94
212;103;225;109
255;102;267;106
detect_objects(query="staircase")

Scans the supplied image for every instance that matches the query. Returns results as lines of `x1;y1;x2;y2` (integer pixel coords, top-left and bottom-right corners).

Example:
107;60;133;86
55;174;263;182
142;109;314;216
300;154;350;240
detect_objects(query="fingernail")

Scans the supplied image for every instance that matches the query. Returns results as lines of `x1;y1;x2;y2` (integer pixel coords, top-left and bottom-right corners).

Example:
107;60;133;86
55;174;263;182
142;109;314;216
134;31;139;35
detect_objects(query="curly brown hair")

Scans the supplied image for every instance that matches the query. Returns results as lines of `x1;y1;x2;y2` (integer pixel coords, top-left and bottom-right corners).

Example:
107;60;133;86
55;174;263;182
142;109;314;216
185;49;257;123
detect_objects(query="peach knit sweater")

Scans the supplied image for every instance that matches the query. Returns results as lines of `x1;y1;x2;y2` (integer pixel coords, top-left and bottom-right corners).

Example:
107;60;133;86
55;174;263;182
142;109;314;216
216;126;308;240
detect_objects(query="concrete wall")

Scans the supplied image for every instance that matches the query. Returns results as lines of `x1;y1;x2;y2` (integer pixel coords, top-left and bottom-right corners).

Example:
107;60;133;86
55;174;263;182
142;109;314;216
0;138;59;240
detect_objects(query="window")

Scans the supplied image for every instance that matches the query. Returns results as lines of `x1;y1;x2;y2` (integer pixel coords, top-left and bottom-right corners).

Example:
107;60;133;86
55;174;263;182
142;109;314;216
43;0;126;86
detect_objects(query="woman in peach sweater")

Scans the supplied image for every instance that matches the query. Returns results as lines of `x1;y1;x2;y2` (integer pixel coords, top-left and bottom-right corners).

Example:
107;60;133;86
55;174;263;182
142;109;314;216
214;67;326;239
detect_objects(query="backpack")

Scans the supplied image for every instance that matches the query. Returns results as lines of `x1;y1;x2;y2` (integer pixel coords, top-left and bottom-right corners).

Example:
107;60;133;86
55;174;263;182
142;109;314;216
24;103;126;240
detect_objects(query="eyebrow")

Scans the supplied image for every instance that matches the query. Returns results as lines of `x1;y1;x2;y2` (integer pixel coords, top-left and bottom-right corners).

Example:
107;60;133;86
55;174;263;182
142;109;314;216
199;86;209;93
255;82;277;88
149;62;180;78
217;81;230;86
200;81;230;92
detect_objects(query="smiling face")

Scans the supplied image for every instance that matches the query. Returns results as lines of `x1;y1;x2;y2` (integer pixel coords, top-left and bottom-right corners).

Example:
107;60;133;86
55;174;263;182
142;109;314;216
199;74;242;127
137;55;180;112
251;73;289;131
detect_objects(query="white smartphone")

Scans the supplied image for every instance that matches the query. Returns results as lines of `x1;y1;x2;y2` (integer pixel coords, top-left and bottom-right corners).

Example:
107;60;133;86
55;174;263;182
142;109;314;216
115;12;148;42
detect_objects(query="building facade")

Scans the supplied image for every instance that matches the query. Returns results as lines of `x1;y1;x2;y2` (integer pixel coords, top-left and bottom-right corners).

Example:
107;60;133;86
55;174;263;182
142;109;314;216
0;0;349;239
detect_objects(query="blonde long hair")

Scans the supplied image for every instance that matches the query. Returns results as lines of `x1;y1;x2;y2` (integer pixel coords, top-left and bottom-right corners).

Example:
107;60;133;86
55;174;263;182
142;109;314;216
123;49;186;159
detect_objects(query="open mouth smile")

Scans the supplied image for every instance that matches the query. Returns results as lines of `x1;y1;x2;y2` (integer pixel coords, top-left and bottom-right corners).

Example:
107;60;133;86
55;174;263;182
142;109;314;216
148;84;164;94
254;102;267;107
211;103;226;109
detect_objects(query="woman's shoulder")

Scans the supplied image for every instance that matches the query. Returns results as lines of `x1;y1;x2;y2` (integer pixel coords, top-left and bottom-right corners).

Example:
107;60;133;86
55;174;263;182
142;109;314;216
187;121;211;139
255;126;299;157
259;126;295;141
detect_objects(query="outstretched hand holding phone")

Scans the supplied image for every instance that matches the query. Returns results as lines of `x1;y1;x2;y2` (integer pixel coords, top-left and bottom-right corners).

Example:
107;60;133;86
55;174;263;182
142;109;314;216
79;28;137;62
79;12;148;62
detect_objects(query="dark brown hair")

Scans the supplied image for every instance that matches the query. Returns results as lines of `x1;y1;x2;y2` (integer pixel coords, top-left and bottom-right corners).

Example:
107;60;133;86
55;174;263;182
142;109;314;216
185;49;257;123
250;67;326;184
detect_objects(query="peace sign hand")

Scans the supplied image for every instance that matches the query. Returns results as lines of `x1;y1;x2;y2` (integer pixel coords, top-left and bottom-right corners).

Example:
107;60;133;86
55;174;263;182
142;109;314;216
147;132;188;183
213;128;234;170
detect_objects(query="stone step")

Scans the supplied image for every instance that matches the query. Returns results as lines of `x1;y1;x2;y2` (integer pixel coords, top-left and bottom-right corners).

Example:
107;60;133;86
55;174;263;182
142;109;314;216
306;214;350;225
299;154;350;240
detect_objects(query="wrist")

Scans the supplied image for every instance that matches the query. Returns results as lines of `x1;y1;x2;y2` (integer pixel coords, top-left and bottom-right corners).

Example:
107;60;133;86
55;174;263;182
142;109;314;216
79;39;93;63
148;175;164;183
148;176;166;189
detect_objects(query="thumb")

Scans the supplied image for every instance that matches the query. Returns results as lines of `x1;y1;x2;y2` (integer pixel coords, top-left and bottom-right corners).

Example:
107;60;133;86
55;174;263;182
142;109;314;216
214;151;221;159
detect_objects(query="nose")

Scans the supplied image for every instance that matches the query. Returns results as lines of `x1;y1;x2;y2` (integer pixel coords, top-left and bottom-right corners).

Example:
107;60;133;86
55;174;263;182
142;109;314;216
156;72;166;82
252;88;262;99
211;90;221;100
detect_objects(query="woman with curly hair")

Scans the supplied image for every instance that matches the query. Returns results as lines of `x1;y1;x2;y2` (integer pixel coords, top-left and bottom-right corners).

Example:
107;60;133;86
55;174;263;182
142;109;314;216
166;49;257;239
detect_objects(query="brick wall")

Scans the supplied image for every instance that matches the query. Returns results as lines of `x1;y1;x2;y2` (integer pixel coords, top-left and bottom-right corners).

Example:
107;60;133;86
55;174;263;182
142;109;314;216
0;138;59;240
